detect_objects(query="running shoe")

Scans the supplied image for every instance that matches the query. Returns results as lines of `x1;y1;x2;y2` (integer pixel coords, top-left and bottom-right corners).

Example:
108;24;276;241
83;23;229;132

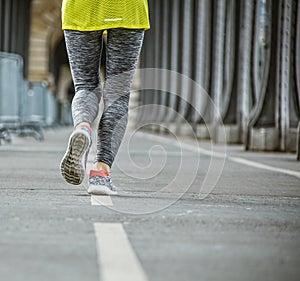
88;170;118;195
60;126;91;185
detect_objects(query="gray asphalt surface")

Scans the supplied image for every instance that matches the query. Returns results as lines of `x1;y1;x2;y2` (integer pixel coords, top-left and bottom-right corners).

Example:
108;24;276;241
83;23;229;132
0;127;299;281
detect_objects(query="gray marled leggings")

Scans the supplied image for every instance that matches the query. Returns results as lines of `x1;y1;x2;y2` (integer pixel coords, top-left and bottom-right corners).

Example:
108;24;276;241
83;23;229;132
64;29;144;167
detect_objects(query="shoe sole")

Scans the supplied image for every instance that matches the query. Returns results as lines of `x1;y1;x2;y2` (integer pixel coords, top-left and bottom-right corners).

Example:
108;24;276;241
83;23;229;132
60;131;90;185
88;185;118;196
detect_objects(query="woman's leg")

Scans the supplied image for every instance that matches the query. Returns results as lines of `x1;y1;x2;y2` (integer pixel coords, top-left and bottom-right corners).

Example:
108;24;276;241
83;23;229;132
95;29;145;171
61;30;103;185
64;30;103;127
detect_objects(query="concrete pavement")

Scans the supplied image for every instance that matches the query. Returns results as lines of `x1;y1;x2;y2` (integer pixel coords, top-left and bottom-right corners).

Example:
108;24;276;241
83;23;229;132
0;127;299;281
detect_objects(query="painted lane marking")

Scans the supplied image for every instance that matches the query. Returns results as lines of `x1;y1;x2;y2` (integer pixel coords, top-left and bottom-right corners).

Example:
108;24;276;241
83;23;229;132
229;156;300;179
135;132;226;158
136;132;300;179
91;195;113;206
94;223;148;281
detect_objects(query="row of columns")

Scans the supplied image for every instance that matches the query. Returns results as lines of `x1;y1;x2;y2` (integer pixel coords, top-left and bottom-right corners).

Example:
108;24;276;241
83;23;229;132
0;0;31;77
139;0;300;153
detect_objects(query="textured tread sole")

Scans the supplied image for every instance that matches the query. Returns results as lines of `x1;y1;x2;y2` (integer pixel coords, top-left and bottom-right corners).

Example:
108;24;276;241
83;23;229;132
87;184;118;196
60;132;89;185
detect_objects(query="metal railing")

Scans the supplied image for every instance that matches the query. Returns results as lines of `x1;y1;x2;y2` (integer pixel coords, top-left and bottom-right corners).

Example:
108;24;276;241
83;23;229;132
0;51;58;144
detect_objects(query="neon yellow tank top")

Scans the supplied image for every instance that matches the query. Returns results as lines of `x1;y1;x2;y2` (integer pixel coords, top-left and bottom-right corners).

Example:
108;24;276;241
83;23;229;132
62;0;150;31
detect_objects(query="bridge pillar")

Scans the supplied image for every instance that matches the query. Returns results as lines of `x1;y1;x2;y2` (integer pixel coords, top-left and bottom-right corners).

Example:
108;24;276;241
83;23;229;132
246;0;300;152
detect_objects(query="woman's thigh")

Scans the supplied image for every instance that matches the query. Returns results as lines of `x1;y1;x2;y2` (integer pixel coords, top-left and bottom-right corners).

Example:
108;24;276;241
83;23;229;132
64;30;103;92
105;29;144;78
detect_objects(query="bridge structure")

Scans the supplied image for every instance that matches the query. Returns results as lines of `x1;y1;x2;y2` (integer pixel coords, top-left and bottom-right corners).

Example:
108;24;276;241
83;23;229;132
0;0;299;157
139;0;300;156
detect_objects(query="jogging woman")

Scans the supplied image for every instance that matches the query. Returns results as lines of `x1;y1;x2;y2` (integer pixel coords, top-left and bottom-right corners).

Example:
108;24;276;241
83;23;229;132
60;0;150;195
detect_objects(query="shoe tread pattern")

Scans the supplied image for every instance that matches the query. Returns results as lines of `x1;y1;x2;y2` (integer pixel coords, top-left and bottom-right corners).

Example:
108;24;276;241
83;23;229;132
61;132;89;185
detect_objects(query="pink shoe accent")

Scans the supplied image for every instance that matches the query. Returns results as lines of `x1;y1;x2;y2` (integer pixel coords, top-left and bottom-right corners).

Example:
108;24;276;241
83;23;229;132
90;169;110;178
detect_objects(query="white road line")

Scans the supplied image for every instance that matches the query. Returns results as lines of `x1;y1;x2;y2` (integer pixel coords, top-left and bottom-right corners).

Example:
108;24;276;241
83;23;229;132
135;132;300;179
229;156;300;179
91;195;113;206
135;131;226;158
94;223;148;281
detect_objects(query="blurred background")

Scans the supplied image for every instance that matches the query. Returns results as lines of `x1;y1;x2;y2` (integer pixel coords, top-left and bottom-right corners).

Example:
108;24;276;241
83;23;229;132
0;0;299;157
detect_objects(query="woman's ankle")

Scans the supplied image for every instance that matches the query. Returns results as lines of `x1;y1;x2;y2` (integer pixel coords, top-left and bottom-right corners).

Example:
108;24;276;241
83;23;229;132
94;162;110;174
76;122;92;133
